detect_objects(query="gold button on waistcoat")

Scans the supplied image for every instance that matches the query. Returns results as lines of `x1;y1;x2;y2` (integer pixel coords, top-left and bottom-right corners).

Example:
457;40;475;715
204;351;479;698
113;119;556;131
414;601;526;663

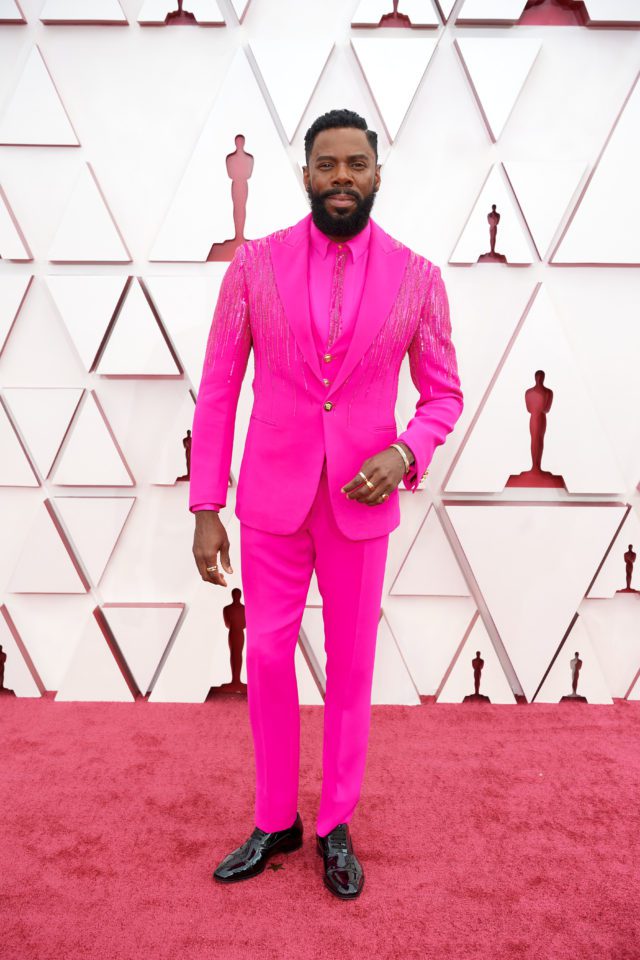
323;353;332;363
324;401;333;411
322;378;330;386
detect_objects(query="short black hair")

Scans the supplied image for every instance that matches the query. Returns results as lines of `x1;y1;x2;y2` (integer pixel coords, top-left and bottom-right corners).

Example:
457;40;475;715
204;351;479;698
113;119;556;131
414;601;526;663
304;109;378;166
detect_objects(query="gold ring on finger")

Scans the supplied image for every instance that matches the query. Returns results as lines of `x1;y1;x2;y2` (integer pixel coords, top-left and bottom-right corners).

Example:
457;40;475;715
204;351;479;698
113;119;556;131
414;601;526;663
358;470;374;489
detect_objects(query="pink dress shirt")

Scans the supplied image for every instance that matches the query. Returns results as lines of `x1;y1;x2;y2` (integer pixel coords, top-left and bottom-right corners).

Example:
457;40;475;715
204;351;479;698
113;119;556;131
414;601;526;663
191;218;372;513
308;216;370;346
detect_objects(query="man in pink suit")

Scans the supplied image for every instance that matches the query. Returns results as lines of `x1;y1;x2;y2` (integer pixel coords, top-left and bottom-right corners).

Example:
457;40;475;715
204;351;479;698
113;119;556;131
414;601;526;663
190;109;464;899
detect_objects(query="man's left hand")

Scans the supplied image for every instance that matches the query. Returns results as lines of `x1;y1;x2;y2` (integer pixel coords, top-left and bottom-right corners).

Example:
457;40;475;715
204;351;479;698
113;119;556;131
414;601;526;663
340;447;407;505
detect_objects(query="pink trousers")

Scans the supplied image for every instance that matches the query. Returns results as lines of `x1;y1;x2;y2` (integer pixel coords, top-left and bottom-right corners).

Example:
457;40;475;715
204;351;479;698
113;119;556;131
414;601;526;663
239;457;390;838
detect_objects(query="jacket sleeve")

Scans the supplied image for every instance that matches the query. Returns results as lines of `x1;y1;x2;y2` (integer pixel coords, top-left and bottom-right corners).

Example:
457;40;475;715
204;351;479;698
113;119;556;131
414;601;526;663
188;244;252;512
395;264;464;492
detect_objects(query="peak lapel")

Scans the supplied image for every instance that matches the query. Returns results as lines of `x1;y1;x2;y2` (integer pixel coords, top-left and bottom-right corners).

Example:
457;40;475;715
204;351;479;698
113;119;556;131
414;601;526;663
268;213;324;384
326;220;410;398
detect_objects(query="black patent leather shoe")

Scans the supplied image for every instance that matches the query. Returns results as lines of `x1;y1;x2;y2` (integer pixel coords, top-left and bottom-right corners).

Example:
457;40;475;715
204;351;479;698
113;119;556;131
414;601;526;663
213;812;303;883
316;822;364;899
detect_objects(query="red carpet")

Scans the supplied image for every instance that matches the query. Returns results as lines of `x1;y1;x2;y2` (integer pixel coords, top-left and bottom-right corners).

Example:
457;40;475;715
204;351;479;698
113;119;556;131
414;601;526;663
1;695;639;960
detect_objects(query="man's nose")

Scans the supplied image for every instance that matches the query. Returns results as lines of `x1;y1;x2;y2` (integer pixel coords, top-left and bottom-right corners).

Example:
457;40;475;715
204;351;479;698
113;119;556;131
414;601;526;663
332;165;354;185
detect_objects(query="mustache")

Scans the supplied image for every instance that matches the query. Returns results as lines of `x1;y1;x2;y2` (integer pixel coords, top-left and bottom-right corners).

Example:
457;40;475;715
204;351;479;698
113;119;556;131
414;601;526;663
309;186;361;201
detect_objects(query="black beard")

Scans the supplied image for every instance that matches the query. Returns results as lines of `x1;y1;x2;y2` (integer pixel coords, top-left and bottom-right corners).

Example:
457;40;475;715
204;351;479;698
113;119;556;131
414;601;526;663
306;182;377;238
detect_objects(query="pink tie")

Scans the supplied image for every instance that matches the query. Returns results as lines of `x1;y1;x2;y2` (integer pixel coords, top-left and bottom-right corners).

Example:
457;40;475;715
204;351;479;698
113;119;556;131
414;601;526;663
326;245;347;350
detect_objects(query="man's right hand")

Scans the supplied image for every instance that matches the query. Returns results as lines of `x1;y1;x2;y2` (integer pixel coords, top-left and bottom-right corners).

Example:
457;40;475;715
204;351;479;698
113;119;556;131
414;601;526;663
192;512;233;588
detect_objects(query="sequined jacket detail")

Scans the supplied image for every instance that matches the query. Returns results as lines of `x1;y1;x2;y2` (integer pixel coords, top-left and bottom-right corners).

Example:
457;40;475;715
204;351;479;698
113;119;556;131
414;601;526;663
189;213;463;540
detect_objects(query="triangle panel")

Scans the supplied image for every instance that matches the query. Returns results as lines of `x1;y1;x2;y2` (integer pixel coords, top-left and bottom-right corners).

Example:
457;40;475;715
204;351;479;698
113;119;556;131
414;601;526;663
149;581;222;702
351;37;439;141
445;502;626;701
96;279;181;376
45;274;127;370
446;285;627;495
55;610;135;701
294;645;324;706
49;391;134;486
437;616;516;704
54;496;135;585
504;159;587;261
102;603;183;693
250;38;334;142
0;275;31;356
386;597;476;696
584;1;640;25
3;387;83;478
150;390;195;484
450;165;537;264
40;0;128;22
433;0;456;18
371;611;421;704
0;605;43;697
0;401;40;486
552;74;640;265
0;45;79;145
390;505;470;596
8;501;88;593
0;2;25;21
48;163;131;263
455;37;541;141
456;0;528;23
228;0;251;21
628;672;640;700
145;271;226;389
0;184;33;260
579;596;640;698
535;617;612;704
3;595;93;691
588;509;640;598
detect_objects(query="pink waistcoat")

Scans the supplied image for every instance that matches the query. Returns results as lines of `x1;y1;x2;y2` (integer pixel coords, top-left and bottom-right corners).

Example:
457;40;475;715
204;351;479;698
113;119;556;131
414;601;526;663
189;212;464;541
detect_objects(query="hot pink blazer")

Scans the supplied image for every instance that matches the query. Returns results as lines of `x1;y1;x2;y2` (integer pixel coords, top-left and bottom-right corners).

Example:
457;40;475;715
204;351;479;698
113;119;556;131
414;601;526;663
189;212;464;540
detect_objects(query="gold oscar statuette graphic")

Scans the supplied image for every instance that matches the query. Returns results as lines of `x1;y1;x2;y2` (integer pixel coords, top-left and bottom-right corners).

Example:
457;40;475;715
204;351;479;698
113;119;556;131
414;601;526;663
521;0;588;27
207;588;248;697
477;204;507;264
208;135;255;263
506;370;565;489
165;0;197;25
176;429;191;482
616;544;639;594
0;645;16;698
560;652;588;703
463;651;491;703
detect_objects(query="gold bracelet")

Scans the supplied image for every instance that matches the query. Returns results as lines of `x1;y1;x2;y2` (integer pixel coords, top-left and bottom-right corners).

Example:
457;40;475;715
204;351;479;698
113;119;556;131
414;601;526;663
389;442;411;474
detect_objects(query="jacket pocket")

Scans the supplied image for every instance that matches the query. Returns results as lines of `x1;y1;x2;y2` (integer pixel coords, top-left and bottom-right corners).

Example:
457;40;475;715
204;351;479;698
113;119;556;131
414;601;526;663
250;412;278;427
372;422;397;433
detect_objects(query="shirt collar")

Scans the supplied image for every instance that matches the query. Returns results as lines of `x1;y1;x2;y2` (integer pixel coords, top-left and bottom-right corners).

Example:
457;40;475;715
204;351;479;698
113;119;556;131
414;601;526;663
309;216;371;262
